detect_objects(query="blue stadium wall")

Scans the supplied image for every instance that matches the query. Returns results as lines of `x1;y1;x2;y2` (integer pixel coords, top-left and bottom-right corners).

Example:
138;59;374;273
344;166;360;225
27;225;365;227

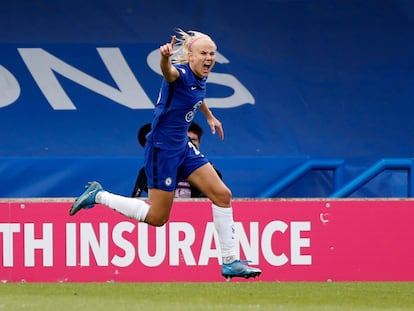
1;0;414;198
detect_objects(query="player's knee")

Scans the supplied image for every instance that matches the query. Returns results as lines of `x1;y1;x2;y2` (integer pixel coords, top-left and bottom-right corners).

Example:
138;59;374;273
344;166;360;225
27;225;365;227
145;214;169;227
215;187;232;207
149;218;169;227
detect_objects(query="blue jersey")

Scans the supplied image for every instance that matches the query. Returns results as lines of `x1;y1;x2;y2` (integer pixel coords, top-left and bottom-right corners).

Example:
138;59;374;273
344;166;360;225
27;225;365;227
146;63;207;150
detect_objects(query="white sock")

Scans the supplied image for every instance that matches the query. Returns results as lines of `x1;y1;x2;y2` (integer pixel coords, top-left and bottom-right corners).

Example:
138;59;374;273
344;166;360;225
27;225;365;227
212;203;236;264
96;191;150;222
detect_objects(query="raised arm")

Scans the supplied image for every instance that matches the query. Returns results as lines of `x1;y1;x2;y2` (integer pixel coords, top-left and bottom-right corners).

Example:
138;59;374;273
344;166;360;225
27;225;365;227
160;35;179;83
200;101;224;140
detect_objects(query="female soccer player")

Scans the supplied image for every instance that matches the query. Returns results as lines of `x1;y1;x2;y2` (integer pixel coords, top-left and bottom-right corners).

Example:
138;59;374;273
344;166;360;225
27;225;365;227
69;29;261;280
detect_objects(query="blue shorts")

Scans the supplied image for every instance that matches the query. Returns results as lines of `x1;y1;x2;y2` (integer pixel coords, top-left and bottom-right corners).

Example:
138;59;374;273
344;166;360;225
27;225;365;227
144;141;209;191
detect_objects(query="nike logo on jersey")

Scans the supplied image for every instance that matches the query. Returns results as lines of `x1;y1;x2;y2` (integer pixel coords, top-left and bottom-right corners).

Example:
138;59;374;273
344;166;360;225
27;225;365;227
191;86;197;90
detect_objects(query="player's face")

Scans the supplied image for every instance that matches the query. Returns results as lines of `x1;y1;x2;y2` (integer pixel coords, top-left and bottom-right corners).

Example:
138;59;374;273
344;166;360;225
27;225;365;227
188;131;200;148
189;38;216;78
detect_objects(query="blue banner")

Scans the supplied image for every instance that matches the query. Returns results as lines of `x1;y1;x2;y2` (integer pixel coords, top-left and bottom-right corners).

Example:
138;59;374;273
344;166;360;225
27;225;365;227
1;0;414;197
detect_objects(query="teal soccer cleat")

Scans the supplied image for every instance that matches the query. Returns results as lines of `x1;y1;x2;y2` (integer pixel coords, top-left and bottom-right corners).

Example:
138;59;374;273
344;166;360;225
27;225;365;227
69;181;103;216
221;260;262;281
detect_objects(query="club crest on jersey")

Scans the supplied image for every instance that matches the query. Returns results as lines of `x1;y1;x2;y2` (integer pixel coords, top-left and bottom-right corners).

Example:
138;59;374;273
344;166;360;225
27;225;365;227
164;177;172;187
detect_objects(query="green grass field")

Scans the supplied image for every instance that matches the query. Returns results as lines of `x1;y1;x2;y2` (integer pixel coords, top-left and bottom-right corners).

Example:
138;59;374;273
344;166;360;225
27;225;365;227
0;282;413;310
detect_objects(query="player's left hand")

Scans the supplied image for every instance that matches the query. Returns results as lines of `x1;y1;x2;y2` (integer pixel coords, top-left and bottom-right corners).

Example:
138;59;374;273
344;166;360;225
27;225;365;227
207;117;224;140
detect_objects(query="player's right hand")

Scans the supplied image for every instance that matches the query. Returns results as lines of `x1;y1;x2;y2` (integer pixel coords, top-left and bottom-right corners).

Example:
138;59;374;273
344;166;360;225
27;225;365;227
160;35;176;57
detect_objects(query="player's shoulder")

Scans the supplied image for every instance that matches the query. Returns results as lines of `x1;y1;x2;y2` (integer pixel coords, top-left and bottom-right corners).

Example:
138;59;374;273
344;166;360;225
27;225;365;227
174;63;189;74
172;63;192;86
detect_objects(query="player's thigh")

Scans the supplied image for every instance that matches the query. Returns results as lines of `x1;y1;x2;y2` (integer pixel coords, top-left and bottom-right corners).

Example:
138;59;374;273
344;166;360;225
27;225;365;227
188;163;231;205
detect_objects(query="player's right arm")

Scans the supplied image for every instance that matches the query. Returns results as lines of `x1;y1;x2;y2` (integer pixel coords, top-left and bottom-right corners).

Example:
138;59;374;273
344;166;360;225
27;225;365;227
160;35;179;83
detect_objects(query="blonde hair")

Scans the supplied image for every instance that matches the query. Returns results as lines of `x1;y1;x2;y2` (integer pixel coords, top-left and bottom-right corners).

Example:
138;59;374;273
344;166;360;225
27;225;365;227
172;28;215;64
